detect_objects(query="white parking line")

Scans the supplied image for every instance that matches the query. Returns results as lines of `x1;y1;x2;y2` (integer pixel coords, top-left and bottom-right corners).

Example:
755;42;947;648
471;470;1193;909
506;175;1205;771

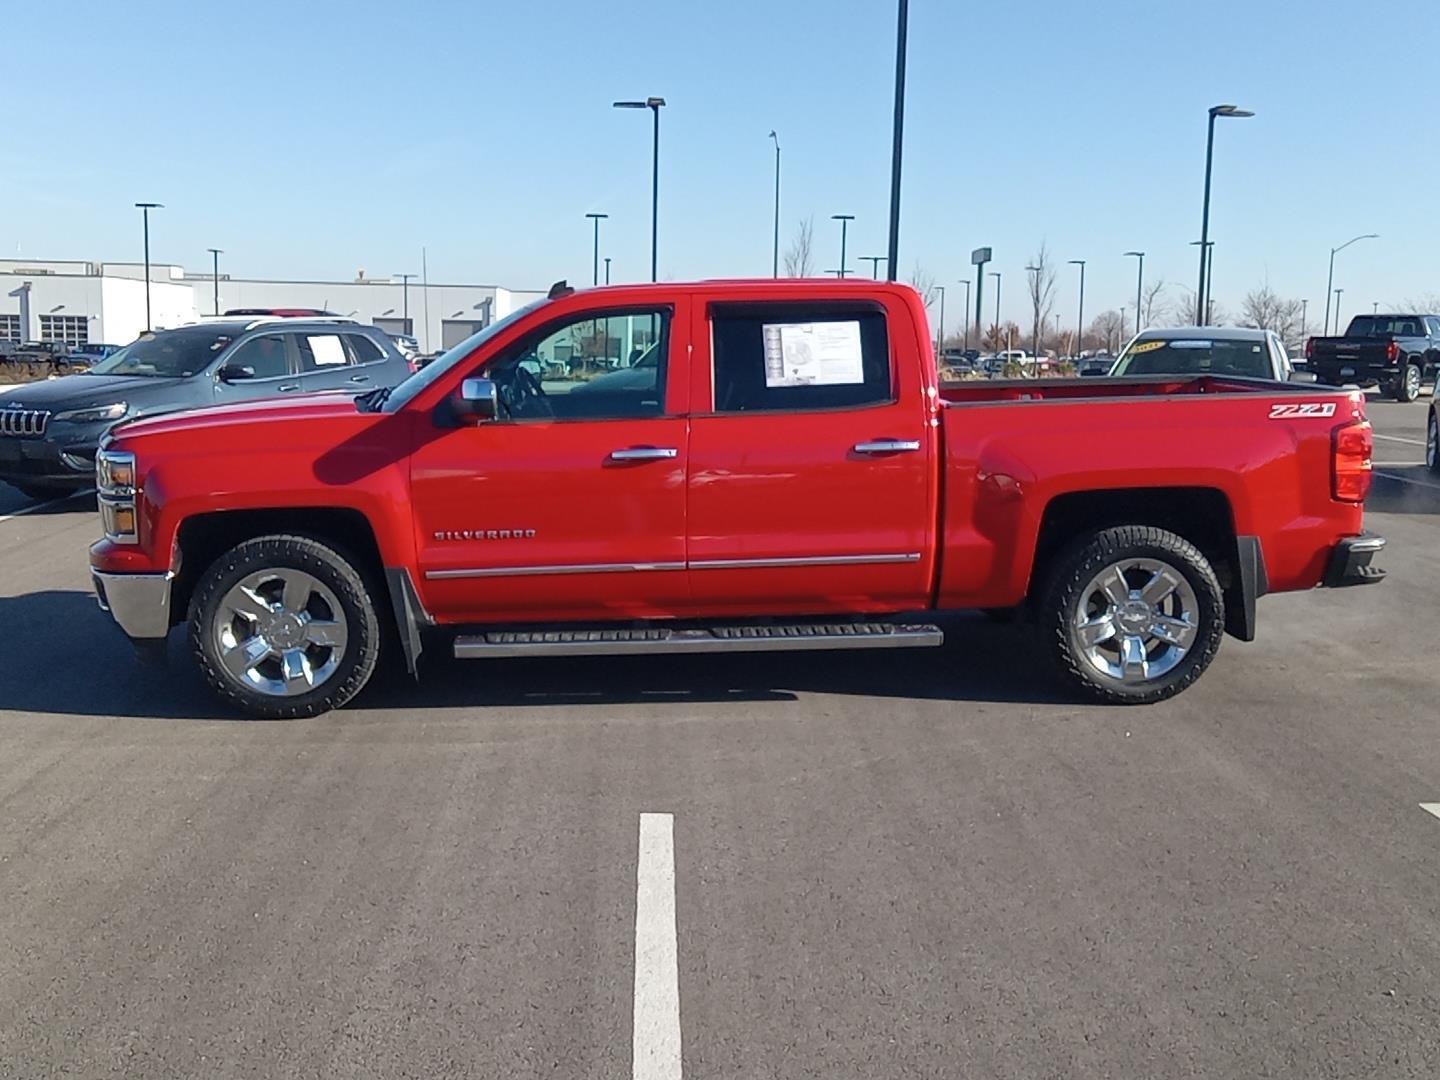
1374;461;1426;467
1421;804;1440;822
1376;471;1440;491
1374;434;1426;447
0;489;94;525
633;812;682;1080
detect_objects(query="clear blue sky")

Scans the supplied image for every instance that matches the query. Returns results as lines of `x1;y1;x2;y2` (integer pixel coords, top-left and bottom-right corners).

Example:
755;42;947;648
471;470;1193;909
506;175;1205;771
4;0;1435;327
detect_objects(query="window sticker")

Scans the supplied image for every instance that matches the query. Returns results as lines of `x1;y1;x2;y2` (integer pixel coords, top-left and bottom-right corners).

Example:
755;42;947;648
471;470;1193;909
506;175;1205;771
1128;339;1166;354
309;335;347;366
762;320;864;387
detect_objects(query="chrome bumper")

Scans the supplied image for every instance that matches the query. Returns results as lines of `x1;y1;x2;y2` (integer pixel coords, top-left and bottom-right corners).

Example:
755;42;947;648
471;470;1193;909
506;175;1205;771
92;570;172;639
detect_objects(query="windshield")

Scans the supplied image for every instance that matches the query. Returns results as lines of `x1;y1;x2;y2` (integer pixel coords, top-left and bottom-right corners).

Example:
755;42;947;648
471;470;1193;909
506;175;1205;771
86;326;237;378
1344;316;1423;338
1111;336;1271;378
378;299;548;412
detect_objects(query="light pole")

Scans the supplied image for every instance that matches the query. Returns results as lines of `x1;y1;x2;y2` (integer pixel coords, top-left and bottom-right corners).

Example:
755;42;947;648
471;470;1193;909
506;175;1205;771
831;214;855;278
1300;298;1308;340
397;273;416;330
1324;233;1377;334
860;256;887;278
885;0;909;282
135;202;162;330
989;271;1001;338
1189;240;1214;323
1124;250;1144;334
1334;288;1344;331
957;279;971;351
769;130;781;278
934;285;946;356
585;212;608;287
613;97;665;281
1069;259;1087;356
1024;263;1041;354
206;247;223;316
1196;104;1254;323
604;257;612;285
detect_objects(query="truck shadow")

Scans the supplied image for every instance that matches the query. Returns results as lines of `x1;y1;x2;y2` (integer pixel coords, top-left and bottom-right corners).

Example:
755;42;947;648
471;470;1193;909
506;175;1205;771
1367;469;1440;515
1;594;1072;720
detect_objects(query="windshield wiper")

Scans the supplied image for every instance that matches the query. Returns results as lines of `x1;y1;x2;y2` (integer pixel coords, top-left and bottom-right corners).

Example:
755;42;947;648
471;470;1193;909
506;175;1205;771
356;386;392;413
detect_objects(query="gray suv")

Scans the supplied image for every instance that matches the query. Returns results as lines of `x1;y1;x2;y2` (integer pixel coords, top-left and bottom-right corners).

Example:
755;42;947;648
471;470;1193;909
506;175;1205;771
0;318;410;498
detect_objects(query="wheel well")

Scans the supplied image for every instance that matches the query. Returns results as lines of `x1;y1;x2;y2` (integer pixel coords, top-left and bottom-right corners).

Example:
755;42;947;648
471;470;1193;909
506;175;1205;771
1032;487;1237;597
172;507;385;625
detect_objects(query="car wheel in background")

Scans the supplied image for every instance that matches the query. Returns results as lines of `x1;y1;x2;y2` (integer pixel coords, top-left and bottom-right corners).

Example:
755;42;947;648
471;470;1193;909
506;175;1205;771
1041;525;1225;705
1396;363;1422;402
1427;409;1439;474
189;534;381;719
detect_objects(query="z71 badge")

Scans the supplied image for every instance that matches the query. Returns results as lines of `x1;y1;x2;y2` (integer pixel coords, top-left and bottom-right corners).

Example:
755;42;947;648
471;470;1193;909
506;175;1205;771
1268;402;1337;419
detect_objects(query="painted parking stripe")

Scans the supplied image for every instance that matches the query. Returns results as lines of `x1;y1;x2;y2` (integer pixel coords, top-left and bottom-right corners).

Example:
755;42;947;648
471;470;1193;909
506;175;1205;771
0;489;94;525
633;812;682;1080
1373;434;1426;447
1374;461;1426;467
1421;804;1440;822
1375;471;1440;491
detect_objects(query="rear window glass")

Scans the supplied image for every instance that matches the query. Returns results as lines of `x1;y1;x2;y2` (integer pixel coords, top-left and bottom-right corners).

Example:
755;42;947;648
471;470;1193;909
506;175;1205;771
1345;316;1423;337
1112;338;1270;378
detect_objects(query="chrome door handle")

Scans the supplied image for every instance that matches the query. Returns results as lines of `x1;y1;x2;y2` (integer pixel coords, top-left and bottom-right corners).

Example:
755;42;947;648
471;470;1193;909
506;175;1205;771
277;383;301;393
609;447;679;462
854;439;922;454
348;374;370;384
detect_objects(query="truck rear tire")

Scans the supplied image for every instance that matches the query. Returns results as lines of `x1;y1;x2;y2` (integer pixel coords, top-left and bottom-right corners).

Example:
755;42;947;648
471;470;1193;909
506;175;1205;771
1428;410;1439;474
1395;363;1422;402
1041;526;1225;705
188;534;381;719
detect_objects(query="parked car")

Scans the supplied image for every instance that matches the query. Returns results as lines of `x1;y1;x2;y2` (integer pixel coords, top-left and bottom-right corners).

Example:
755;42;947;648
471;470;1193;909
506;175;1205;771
88;278;1384;719
1110;327;1304;382
1076;357;1114;377
1306;313;1440;402
0;317;409;500
58;343;126;372
1;341;71;365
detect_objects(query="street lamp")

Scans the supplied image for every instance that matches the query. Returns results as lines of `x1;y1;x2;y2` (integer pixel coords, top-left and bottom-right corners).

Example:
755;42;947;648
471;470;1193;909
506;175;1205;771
206;247;223;316
134;202;163;330
860;256;887;278
1300;298;1308;339
989;270;1001;336
1334;288;1344;331
604;257;612;285
1189;240;1214;323
585;212;608;287
397;273;416;330
613;97;666;282
1024;263;1042;354
1069;259;1087;356
885;0;910;282
831;214;855;278
957;278;971;351
768;131;781;278
934;284;946;356
1372;301;1379;315
1323;233;1378;335
1196;104;1254;323
1124;250;1144;335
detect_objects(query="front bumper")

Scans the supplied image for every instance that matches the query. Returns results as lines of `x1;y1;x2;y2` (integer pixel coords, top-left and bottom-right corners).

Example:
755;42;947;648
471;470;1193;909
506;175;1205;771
0;425;106;486
92;570;172;639
1323;534;1387;587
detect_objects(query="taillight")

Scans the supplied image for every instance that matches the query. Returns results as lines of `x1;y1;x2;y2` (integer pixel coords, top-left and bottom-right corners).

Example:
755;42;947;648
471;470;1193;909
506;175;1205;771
1305;337;1314;359
1386;340;1399;363
1332;420;1372;502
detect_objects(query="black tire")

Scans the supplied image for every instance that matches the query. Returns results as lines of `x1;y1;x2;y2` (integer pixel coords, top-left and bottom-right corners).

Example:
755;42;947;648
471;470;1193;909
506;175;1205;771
1395;363;1422;403
13;482;76;501
981;607;1020;623
188;534;381;719
1427;409;1440;475
1041;525;1225;705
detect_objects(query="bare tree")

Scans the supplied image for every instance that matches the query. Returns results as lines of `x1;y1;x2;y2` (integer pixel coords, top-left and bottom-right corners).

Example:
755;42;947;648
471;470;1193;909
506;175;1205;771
982;321;1023;353
1089;310;1127;354
1141;277;1167;327
908;263;938;309
1168;286;1228;328
1025;243;1056;355
1240;283;1304;346
783;216;814;277
1392;294;1440;314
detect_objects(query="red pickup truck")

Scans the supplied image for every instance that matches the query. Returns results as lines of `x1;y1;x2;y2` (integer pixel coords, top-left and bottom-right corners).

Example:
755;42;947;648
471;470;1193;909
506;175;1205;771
89;279;1385;718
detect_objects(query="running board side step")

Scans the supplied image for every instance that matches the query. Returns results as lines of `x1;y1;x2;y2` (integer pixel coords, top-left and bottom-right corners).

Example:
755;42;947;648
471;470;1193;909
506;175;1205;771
453;622;944;658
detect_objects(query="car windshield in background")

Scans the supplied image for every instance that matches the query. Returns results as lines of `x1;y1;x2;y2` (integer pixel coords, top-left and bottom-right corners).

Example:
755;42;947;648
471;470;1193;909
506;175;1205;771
1344;316;1423;338
86;327;236;378
1110;338;1269;378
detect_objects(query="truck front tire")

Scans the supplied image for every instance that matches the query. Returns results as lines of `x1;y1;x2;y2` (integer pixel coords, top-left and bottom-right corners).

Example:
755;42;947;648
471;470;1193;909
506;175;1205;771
1041;526;1225;705
188;534;381;719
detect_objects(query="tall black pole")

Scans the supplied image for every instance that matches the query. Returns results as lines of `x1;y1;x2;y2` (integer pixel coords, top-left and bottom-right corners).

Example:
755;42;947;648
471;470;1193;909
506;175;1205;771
885;0;908;282
398;273;415;328
1197;111;1217;324
650;104;660;283
959;279;971;351
586;213;607;286
840;218;848;278
134;203;162;330
207;247;222;316
769;131;781;278
605;257;612;285
1324;248;1337;335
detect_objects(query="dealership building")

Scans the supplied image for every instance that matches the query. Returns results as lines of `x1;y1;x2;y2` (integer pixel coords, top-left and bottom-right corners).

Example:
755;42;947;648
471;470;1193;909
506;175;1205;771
0;258;546;352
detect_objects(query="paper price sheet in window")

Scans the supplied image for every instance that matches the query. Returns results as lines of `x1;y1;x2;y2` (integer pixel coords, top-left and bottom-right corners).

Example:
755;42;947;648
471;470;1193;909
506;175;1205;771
761;320;864;388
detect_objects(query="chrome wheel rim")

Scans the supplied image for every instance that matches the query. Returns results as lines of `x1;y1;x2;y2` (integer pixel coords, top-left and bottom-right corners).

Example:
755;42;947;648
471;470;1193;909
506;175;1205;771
213;568;348;698
1072;558;1200;684
1407;366;1422;398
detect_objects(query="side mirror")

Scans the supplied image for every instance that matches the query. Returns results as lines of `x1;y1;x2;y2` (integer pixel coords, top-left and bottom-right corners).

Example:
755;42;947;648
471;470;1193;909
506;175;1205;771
219;363;256;382
457;377;499;422
1288;370;1319;384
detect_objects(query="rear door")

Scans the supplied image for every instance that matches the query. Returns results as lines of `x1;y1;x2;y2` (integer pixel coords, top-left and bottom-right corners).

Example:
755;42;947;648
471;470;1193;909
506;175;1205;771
408;301;693;623
685;291;937;616
295;330;366;394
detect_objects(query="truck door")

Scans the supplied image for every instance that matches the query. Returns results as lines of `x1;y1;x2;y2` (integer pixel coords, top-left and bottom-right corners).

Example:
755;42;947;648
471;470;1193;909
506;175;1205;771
408;302;693;623
685;293;937;616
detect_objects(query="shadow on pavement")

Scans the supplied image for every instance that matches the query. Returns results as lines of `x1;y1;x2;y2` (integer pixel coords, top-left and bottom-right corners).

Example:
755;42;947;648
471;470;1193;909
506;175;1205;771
1367;468;1440;515
0;595;1072;720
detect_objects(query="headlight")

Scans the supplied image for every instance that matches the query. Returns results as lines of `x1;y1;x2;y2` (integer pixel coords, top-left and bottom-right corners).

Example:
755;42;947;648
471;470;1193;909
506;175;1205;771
55;401;128;424
97;449;139;544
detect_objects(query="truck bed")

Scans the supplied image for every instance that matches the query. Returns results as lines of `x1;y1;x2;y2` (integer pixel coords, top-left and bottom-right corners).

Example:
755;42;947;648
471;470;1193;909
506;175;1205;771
938;373;1307;405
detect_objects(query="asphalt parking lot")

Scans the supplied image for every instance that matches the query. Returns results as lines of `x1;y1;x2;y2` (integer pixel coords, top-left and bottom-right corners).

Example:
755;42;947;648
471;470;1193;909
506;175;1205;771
1;398;1437;1078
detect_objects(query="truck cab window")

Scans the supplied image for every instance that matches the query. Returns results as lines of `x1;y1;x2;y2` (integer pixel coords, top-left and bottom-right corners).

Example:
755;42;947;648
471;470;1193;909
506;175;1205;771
710;304;891;412
484;309;669;421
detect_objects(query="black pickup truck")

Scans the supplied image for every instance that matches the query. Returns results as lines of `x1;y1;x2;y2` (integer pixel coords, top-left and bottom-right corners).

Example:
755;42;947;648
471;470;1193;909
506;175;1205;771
1306;313;1440;402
